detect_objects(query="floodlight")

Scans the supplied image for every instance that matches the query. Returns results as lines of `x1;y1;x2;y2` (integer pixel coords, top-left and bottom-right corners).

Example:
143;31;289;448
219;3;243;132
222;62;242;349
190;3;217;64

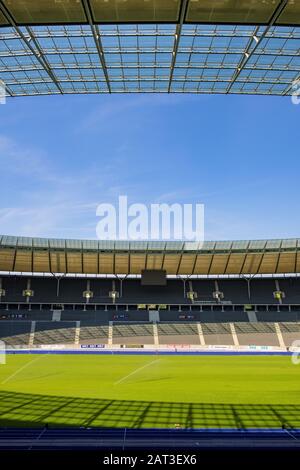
83;290;94;299
22;289;34;298
213;290;224;301
273;290;285;300
187;291;197;301
109;290;119;300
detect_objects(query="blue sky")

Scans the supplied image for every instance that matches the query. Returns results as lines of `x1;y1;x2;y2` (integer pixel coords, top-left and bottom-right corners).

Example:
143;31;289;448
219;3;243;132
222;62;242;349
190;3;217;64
0;92;299;241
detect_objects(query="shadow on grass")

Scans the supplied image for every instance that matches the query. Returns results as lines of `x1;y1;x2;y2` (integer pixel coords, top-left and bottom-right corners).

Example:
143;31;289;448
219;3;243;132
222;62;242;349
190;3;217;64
0;390;299;429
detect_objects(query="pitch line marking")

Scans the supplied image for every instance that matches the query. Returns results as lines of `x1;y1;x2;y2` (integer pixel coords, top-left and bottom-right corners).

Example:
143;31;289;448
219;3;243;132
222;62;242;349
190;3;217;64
1;356;43;385
114;359;160;385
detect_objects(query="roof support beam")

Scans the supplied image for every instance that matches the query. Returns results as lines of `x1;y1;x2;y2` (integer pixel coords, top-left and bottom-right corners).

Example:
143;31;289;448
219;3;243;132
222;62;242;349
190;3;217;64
191;254;198;275
283;73;300;96
31;247;34;273
12;247;17;272
81;0;111;93
0;78;13;97
226;0;289;93
223;251;232;275
0;1;63;94
239;254;248;276
176;250;184;275
275;249;282;274
65;247;68;275
168;0;189;93
256;252;266;275
207;254;215;276
25;26;63;93
49;248;52;274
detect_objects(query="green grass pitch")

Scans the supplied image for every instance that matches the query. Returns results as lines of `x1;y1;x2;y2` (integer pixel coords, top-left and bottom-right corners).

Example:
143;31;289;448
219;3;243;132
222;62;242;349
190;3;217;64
0;354;299;429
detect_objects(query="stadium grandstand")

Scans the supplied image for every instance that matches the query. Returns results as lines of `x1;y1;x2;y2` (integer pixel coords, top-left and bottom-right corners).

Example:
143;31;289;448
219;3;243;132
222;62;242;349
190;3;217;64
0;234;300;350
1;235;300;449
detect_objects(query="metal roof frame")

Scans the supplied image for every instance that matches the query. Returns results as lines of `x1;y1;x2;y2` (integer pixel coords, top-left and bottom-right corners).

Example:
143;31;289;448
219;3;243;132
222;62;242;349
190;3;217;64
227;0;289;92
81;0;111;92
0;0;63;93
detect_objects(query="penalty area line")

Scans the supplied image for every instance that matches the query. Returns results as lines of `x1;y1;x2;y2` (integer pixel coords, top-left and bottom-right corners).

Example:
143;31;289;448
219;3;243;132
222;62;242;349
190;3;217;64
1;355;44;385
114;359;160;385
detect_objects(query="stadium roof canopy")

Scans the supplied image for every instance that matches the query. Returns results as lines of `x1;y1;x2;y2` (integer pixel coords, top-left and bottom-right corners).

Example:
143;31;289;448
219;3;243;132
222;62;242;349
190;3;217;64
0;235;300;276
0;0;299;96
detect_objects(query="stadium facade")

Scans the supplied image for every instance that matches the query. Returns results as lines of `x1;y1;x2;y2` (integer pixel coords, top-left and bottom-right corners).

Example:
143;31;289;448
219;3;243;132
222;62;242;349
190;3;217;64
1;235;300;275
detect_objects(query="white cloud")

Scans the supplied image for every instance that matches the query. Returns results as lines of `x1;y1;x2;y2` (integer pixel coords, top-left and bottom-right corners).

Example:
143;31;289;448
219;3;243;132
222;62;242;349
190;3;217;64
0;133;154;238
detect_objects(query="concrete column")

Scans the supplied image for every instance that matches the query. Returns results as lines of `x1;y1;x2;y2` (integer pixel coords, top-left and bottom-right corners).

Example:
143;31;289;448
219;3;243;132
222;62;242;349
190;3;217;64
28;321;36;348
197;322;205;346
229;322;239;347
75;321;81;345
275;322;286;348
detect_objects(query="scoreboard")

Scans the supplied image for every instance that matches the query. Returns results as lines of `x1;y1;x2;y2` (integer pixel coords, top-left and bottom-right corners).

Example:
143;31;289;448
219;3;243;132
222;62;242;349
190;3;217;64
141;269;167;286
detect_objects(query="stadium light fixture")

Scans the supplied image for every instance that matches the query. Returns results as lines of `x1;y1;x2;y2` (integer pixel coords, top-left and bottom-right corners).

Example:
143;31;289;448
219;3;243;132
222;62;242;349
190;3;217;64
109;290;119;304
158;304;167;310
273;290;286;300
22;289;34;299
148;304;157;310
83;290;94;303
244;304;254;311
187;291;198;301
137;304;147;310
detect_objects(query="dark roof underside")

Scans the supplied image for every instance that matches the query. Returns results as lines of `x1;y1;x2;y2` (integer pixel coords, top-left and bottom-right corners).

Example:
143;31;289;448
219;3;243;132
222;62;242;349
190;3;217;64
0;0;299;96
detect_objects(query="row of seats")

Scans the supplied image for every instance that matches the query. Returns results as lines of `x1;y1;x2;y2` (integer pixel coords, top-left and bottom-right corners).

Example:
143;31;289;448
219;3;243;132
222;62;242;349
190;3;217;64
2;309;300;322
0;321;299;348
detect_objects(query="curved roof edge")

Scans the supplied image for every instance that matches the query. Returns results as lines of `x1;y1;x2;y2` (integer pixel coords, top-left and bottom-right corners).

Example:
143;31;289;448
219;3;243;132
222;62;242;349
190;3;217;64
0;234;299;276
0;0;298;28
0;234;299;253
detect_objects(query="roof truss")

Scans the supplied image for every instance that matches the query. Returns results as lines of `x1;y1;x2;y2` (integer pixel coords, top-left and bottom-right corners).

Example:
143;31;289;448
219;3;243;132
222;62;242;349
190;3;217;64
0;0;299;97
